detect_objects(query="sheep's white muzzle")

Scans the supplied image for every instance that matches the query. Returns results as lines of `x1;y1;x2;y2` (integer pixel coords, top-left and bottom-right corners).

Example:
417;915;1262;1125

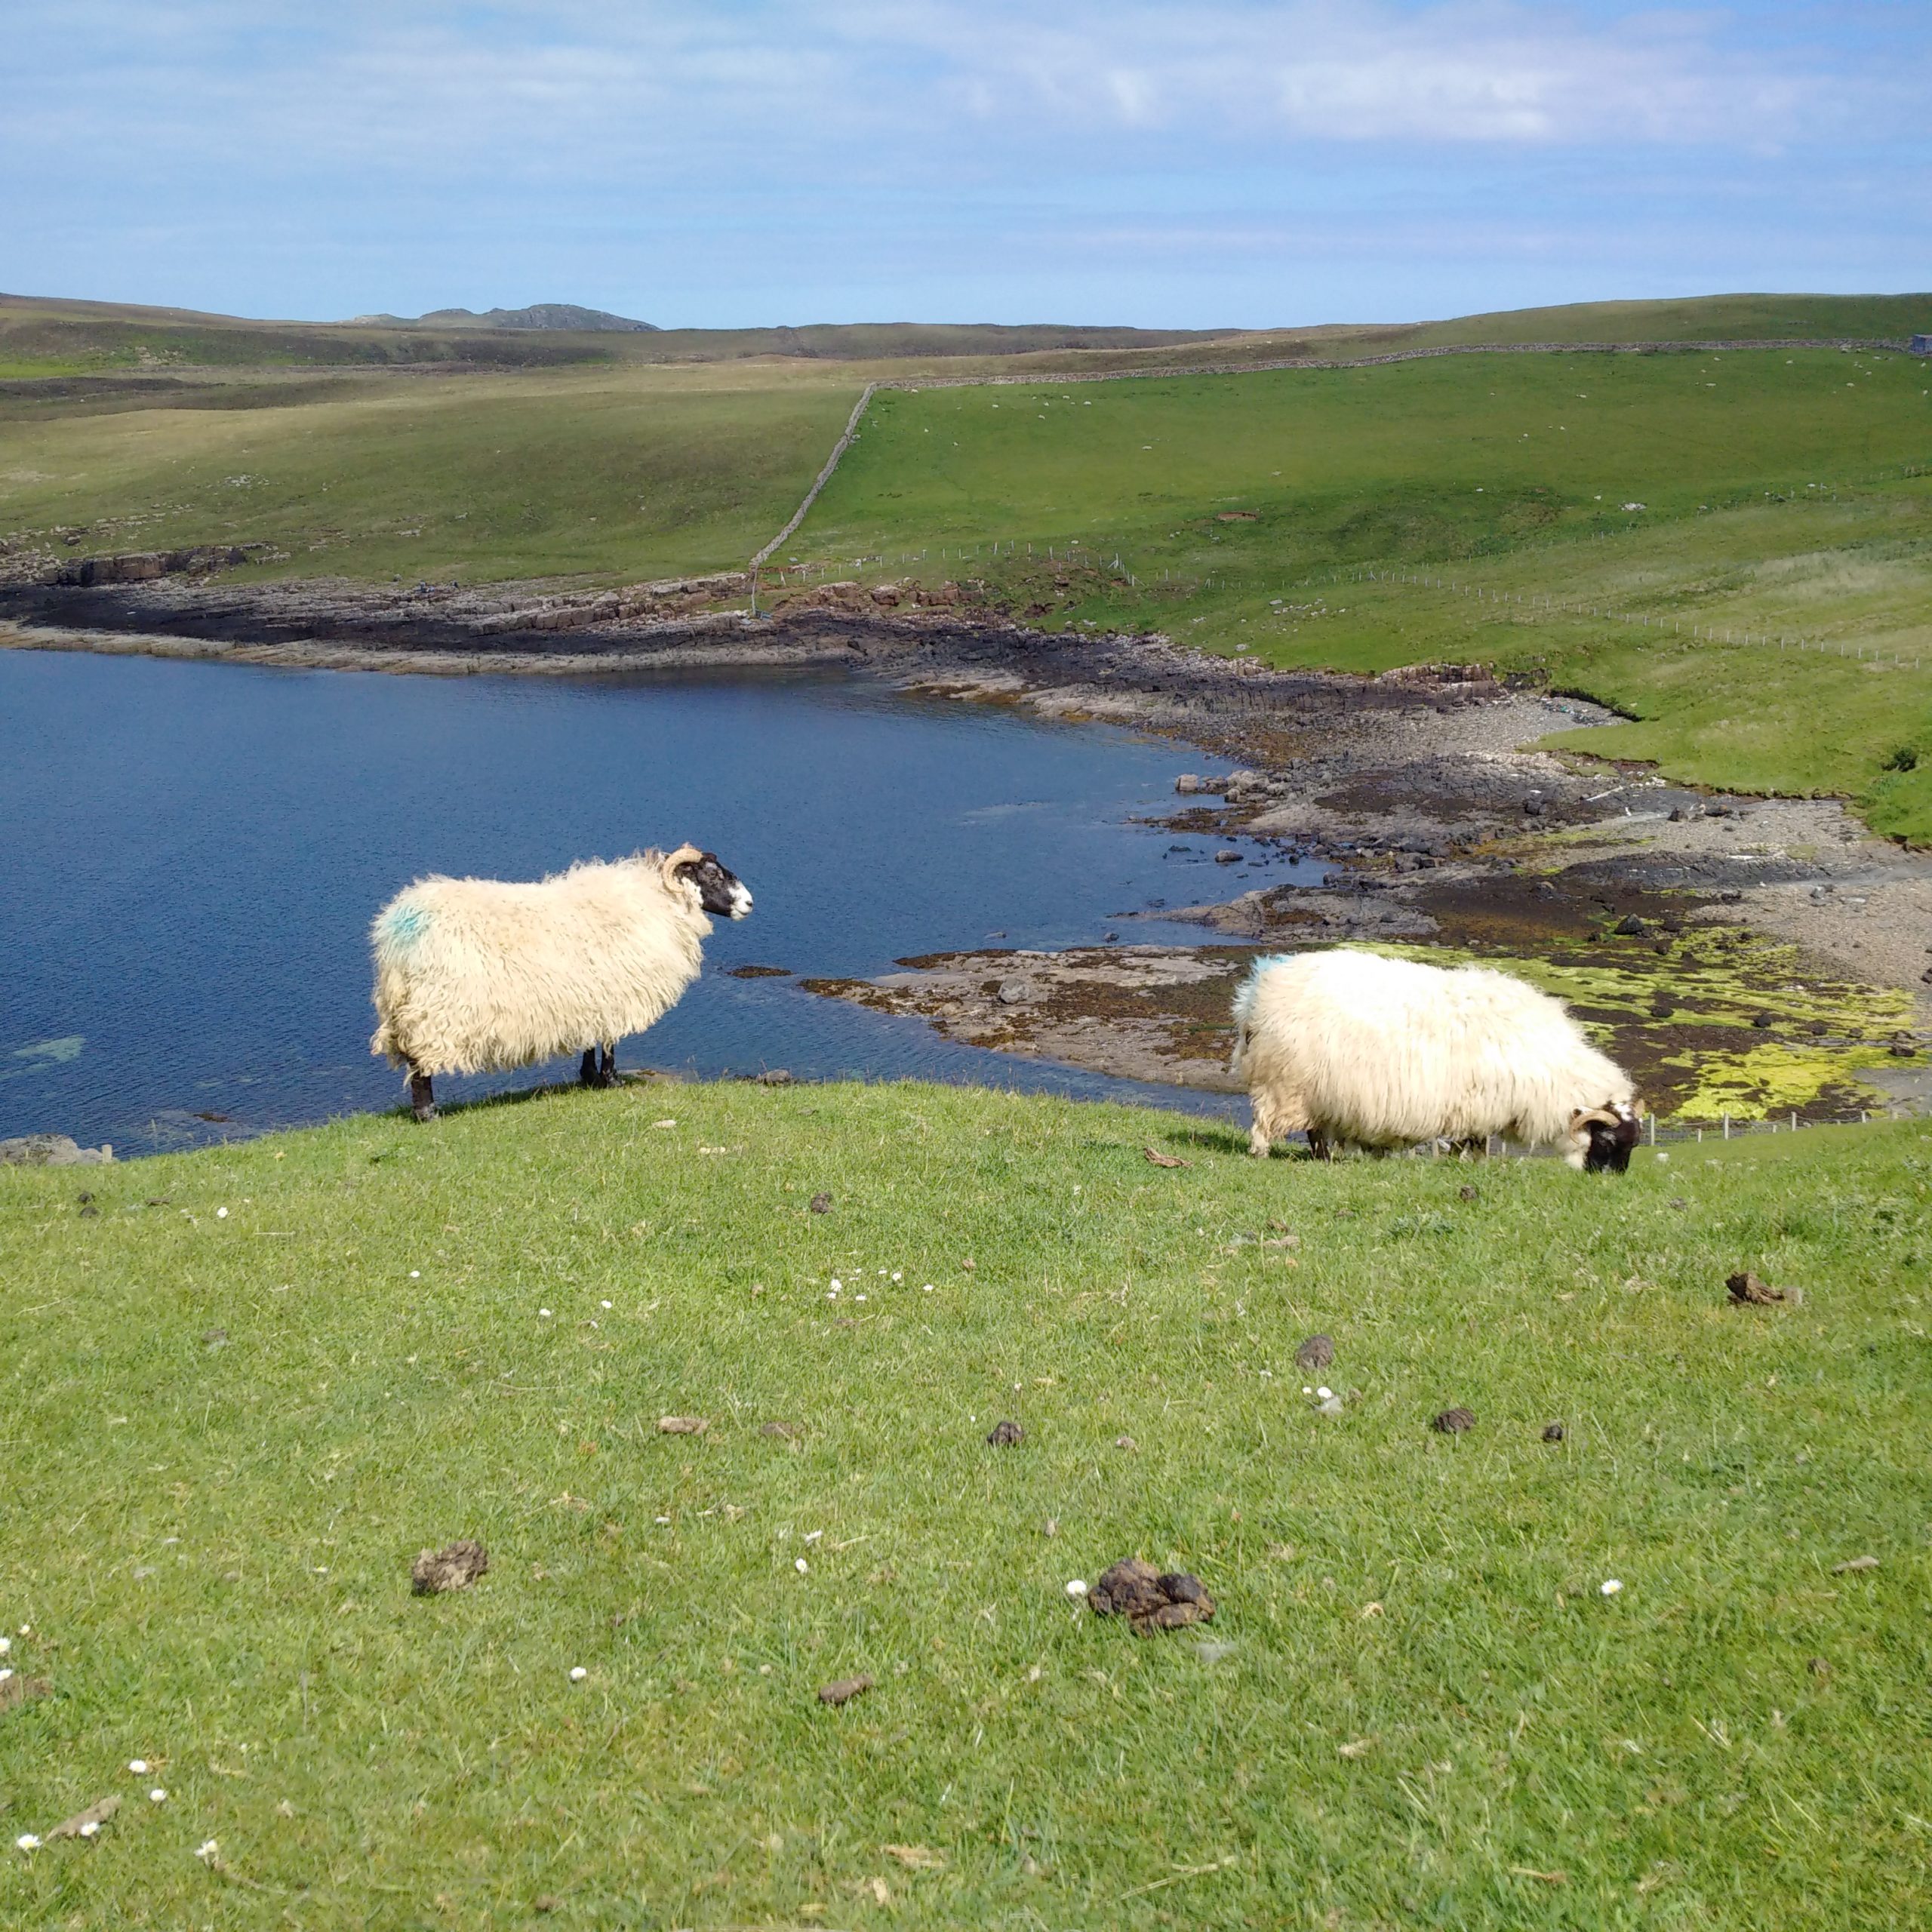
728;884;754;919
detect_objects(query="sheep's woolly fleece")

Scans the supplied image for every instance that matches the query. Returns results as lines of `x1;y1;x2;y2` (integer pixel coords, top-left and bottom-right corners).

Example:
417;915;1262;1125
370;848;714;1076
1232;947;1635;1161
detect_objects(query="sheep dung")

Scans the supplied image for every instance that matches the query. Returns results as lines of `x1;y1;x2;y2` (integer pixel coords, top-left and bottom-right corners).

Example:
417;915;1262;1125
48;1795;119;1841
1089;1558;1217;1633
1430;1407;1476;1434
760;1420;802;1440
411;1540;489;1595
1294;1334;1334;1371
817;1674;874;1706
985;1419;1025;1447
657;1415;709;1435
808;1192;833;1214
1726;1271;1786;1306
0;1673;51;1714
1542;1422;1566;1443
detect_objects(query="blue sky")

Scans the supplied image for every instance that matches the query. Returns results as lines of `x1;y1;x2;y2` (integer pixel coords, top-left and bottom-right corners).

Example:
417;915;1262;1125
3;2;1926;328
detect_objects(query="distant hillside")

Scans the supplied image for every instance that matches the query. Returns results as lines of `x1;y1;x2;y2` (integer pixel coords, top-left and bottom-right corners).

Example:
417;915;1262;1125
352;303;660;332
1;289;1924;382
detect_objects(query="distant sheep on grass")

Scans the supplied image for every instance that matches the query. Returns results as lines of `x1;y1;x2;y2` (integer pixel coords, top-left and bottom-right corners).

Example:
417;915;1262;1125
1232;948;1641;1170
370;844;751;1121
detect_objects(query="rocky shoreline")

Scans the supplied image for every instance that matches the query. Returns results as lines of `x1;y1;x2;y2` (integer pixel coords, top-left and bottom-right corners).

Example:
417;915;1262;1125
5;569;1927;1119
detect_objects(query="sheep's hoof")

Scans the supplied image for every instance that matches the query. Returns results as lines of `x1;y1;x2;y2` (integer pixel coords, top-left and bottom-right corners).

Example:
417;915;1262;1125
412;1103;438;1123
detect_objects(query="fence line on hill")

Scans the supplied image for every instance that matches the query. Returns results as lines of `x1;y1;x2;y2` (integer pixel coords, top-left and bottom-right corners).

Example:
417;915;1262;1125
1423;1103;1924;1161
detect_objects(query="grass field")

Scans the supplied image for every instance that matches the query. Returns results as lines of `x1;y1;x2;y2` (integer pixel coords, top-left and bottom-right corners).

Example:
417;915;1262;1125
0;365;863;585
801;346;1932;839
2;1081;1928;1927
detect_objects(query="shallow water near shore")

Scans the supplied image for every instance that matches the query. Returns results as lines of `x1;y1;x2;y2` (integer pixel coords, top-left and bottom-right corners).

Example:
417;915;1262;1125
0;648;1317;1151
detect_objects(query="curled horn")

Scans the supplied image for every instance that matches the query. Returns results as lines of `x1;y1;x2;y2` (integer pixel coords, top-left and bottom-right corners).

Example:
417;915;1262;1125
660;843;705;890
1571;1106;1620;1131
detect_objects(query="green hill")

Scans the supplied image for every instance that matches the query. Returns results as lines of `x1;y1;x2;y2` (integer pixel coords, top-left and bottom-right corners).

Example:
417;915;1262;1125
2;1080;1927;1927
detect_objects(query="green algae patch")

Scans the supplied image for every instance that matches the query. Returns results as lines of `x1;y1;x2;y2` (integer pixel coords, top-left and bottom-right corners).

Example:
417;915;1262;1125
1367;929;1914;1124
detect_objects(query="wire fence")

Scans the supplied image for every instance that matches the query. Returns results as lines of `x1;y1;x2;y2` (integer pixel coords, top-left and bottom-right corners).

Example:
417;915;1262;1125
1404;1103;1924;1163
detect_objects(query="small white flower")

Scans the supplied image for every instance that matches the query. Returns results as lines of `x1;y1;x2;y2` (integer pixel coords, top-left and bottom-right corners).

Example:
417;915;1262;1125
654;1515;671;1525
829;1278;841;1292
1655;1152;1669;1163
891;1271;903;1281
409;1270;420;1279
216;1207;229;1219
795;1557;809;1574
16;1833;41;1853
15;1625;26;1636
539;1308;552;1318
149;1789;168;1804
855;1293;866;1302
601;1300;613;1309
1601;1578;1623;1596
1066;1579;1089;1598
1317;1386;1334;1401
569;1666;588;1681
79;1820;101;1838
195;1838;220;1861
0;1636;11;1654
803;1530;823;1543
128;1759;149;1774
922;1284;934;1293
0;1669;11;1684
1302;1386;1312;1395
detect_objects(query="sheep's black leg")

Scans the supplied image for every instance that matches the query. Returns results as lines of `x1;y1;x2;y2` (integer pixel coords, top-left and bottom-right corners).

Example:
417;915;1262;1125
408;1068;437;1123
580;1048;600;1088
1306;1128;1331;1161
599;1043;617;1085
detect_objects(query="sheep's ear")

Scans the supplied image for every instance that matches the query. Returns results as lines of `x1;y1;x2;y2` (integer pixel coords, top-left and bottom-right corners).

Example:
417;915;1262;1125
660;843;705;890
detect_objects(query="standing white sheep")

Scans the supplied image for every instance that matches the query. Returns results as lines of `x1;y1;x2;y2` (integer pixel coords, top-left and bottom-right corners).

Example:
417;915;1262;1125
370;844;752;1121
1232;947;1641;1170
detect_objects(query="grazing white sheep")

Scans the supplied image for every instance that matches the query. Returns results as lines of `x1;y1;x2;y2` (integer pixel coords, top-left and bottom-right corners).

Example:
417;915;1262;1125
1232;947;1641;1170
370;844;752;1120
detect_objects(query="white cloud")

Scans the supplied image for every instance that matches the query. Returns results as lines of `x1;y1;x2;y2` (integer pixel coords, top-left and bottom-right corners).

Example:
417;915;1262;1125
2;0;1903;177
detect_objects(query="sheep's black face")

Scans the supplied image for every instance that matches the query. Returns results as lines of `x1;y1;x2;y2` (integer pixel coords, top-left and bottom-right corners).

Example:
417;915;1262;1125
1578;1104;1641;1174
677;851;753;919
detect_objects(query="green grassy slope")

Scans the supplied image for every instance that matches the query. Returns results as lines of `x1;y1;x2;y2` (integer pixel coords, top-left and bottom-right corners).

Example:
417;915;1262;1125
1402;293;1932;347
2;1082;1928;1927
803;347;1932;837
0;367;862;584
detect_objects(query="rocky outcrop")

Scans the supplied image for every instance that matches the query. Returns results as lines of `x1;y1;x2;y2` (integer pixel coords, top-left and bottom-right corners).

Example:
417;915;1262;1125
48;545;269;587
0;1132;113;1165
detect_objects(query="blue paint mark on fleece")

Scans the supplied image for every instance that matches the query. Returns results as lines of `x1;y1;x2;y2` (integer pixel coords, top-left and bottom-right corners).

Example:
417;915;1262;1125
1245;953;1297;981
379;903;430;952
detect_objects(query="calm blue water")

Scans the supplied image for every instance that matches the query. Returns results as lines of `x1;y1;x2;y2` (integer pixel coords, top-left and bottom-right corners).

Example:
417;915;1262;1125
0;649;1315;1152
